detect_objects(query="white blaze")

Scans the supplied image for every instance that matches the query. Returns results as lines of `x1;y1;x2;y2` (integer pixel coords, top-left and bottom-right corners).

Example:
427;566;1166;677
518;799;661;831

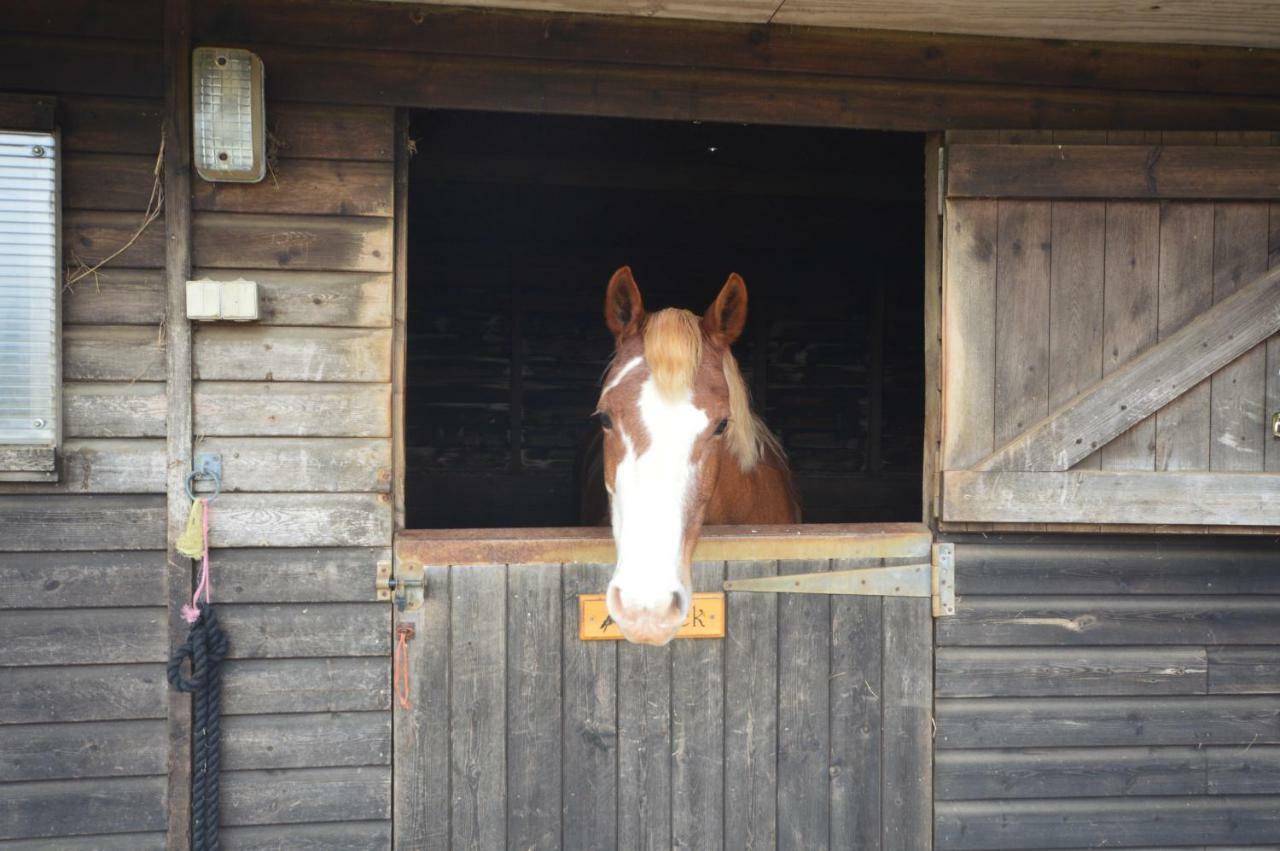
610;377;708;611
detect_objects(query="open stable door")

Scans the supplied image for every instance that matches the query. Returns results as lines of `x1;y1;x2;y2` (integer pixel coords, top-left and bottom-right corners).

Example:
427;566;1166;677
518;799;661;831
939;130;1280;530
387;523;946;851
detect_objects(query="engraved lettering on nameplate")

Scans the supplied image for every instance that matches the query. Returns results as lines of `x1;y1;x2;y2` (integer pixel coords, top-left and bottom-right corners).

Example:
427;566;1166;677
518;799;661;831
578;592;726;641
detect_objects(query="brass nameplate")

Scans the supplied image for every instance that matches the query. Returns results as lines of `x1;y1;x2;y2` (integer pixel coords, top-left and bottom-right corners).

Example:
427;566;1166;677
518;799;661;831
578;592;726;641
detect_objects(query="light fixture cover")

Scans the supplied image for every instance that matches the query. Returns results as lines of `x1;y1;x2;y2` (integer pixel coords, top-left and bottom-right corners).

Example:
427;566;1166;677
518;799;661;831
192;47;266;183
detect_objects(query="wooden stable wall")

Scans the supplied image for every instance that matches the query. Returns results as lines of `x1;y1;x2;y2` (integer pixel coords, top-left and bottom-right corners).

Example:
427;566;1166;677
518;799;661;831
935;537;1280;848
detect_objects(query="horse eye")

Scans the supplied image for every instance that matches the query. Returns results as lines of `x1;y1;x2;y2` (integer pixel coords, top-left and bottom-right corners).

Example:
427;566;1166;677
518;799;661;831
598;413;614;431
713;418;729;436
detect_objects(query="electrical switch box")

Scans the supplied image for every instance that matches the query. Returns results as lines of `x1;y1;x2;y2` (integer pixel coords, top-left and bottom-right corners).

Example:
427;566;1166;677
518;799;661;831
186;279;259;321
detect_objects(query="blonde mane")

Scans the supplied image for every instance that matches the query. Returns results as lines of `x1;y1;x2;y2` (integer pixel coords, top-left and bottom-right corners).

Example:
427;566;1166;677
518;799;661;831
640;307;783;473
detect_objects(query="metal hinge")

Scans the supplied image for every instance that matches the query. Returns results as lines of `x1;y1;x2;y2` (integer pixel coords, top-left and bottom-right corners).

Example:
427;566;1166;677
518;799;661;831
376;559;426;612
721;541;956;617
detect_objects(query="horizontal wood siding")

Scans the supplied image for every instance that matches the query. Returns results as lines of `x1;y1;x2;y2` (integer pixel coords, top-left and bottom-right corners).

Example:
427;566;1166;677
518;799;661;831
935;536;1280;849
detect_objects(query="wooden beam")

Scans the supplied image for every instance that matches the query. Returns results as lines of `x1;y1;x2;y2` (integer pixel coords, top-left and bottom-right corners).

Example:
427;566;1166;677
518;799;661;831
162;1;193;849
391;109;409;531
949;144;1280;199
973;265;1280;473
194;0;1280;100
395;522;932;565
942;470;1280;525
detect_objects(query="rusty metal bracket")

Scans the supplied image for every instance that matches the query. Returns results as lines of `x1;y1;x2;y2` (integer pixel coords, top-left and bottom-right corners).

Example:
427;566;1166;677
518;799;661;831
376;558;426;612
932;542;955;617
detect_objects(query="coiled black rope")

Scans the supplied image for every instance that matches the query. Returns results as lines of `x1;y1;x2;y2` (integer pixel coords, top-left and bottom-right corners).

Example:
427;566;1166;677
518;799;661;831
168;603;229;851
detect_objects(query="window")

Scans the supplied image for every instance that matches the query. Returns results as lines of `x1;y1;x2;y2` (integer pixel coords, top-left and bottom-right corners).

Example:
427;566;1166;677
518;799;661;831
0;129;60;480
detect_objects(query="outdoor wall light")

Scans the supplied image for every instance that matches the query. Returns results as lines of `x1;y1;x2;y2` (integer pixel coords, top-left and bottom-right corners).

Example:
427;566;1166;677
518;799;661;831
192;47;265;183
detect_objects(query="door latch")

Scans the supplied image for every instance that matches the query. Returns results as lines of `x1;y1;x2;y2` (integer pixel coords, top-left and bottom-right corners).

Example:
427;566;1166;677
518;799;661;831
376;559;426;612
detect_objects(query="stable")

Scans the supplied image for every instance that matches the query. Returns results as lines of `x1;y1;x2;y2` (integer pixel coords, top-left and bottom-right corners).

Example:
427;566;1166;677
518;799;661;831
2;1;1280;849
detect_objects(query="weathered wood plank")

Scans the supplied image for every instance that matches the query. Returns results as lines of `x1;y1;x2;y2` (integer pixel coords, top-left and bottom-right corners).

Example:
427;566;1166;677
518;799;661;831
212;547;387;604
1210;647;1280;694
941;199;997;472
0;832;166;850
948;145;1280;199
392;564;449;851
0;607;166;666
723;559;778;851
506;563;562;851
0;494;165;551
953;540;1280;595
561;562;618;851
1048;201;1105;471
1100;201;1159;470
1155;200;1215;471
0;664;166;724
939;595;1280;646
1211;202;1270;471
0;550;164;608
64;209;165;269
617;627;671;851
190;438;391;493
1208;745;1280;794
829;591;881;849
59;96;164;156
935;746;1209;800
189;268;392;327
63;268;164;324
943;469;1280;525
217;602;389;659
266;102;395;162
0;447;55;474
0;719;165;782
882;596;932;851
194;381;391;437
0;775;166;840
972;264;1280;473
193;159;393;216
1269;201;1280;474
777;558;829;851
222;821;392;851
936;695;1280;748
64;325;165;382
935;795;1280;850
206;492;392;548
221;658;390;716
220;766;391;827
936;647;1208;697
0;93;55;132
64;152;164;212
194;326;392;382
193;213;393;272
65;382;166;437
994;201;1051;451
450;564;506;851
0;439;165;495
671;561;724;851
222;712;391;771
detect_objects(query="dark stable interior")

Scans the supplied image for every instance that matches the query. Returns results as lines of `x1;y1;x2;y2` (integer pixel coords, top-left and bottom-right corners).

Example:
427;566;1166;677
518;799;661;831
406;110;924;528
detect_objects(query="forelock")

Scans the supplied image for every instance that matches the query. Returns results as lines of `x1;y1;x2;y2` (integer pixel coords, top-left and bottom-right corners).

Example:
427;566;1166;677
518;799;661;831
643;309;703;401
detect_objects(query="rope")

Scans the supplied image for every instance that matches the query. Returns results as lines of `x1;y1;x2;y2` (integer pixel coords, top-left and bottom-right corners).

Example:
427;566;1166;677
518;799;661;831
168;497;229;851
395;625;414;711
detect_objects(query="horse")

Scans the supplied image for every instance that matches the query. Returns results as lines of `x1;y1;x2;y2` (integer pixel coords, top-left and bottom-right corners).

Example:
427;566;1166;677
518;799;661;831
593;266;799;645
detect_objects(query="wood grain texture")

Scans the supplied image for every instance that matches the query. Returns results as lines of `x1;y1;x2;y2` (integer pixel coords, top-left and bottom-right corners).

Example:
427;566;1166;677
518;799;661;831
881;596;932;851
936;746;1210;800
217;603;390;659
994;201;1052;447
0;664;166;724
267;102;395;162
221;658;390;716
0;494;165;551
63;268;164;324
450;564;507;851
1268;201;1280;474
193;159;393;216
617;632;672;851
943;469;1280;525
776;559;829;851
1210;647;1280;694
670;561;724;851
64;325;165;382
193;213;393;272
204;492;392;548
0;439;165;495
211;547;388;604
65;382;166;437
941;200;997;470
829;591;881;849
194;381;391;437
59;95;164;156
220;821;392;851
0;775;166;841
64;152;168;212
936;647;1208;697
219;766;391;827
221;712;391;771
188;269;393;327
948;144;1280;199
64;208;165;268
194;326;392;382
560;562;618;851
723;559;778;851
393;564;450;851
505;563;562;851
0;550;165;608
189;437;391;493
0;719;166;781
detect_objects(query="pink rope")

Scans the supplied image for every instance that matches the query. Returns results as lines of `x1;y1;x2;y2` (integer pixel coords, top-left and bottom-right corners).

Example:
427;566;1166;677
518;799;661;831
181;499;211;624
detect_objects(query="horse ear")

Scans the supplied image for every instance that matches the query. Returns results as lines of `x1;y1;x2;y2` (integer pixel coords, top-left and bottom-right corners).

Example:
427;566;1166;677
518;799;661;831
703;273;748;345
605;266;645;340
